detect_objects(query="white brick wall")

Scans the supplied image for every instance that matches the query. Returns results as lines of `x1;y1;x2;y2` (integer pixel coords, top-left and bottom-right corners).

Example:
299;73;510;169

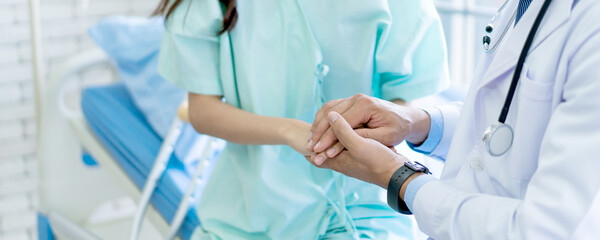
0;0;158;239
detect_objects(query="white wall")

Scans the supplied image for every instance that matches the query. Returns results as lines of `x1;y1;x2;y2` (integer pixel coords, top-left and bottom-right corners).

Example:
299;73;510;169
0;0;157;239
434;0;498;86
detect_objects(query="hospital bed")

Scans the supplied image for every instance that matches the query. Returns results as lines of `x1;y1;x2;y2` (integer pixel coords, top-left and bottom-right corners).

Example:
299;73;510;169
38;47;224;240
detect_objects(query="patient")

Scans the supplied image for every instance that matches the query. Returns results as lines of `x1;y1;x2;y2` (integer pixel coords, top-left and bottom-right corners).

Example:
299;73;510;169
155;0;448;239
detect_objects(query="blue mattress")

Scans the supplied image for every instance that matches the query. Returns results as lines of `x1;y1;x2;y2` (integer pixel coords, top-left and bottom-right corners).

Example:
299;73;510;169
81;83;220;239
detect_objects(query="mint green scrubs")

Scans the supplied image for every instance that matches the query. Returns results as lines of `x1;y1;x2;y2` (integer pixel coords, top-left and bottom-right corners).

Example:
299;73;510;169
158;0;449;239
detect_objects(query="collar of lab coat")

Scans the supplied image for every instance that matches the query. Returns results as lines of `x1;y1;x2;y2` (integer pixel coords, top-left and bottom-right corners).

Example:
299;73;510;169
478;0;574;89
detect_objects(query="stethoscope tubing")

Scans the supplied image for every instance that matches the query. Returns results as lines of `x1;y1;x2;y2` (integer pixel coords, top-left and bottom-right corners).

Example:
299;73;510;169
484;0;517;54
498;0;553;123
491;0;511;23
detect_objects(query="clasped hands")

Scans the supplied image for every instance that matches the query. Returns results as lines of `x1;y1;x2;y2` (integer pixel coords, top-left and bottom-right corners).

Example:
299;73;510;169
303;94;431;190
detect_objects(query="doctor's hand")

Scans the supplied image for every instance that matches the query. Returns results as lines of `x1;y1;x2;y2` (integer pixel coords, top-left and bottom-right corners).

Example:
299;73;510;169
307;94;430;165
307;112;408;189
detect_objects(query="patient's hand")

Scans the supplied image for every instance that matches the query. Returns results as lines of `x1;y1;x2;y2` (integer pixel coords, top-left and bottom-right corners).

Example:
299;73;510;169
307;94;430;164
282;119;313;156
306;112;407;189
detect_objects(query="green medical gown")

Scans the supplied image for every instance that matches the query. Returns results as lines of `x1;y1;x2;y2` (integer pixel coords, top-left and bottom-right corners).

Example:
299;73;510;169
158;0;449;239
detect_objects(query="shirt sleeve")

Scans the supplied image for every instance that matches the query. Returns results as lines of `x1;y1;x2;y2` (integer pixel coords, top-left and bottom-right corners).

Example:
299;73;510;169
408;103;462;160
376;0;450;102
407;107;444;156
157;0;224;95
404;174;437;213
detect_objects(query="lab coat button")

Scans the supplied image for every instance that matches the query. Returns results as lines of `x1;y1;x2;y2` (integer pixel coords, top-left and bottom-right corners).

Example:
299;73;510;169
316;64;329;78
470;160;483;170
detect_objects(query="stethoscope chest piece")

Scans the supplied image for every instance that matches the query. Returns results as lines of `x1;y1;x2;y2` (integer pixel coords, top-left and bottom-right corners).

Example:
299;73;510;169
482;123;514;157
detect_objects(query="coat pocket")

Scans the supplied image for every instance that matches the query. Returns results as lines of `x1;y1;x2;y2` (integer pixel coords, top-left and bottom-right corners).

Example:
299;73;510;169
508;66;555;182
517;67;554;101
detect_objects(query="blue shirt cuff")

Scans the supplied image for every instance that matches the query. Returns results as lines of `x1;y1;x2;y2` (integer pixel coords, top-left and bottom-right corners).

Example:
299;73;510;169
407;107;444;155
404;174;437;213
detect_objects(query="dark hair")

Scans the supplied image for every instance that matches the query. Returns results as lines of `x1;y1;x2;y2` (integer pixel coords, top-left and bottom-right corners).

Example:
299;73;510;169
153;0;238;35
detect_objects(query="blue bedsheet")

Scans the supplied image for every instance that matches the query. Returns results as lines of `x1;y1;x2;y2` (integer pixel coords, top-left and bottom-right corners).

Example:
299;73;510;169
81;83;221;239
88;16;185;138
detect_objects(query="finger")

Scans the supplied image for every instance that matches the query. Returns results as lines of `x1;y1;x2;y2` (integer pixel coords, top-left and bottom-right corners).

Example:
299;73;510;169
310;99;344;142
327;111;362;150
313;126;363;155
309;98;354;150
312;151;329;166
318;150;351;172
313;127;337;153
324;142;345;158
339;100;372;129
311;99;343;129
305;155;317;166
313;98;375;152
307;152;324;166
313;109;370;153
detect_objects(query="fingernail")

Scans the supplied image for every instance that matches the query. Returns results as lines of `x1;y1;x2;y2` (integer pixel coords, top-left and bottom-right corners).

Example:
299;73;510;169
328;112;339;123
326;148;336;157
307;131;313;141
306;140;313;150
313;141;321;151
315;155;325;165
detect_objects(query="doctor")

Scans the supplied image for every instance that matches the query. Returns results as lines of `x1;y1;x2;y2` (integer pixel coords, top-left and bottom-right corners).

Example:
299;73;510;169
306;0;600;239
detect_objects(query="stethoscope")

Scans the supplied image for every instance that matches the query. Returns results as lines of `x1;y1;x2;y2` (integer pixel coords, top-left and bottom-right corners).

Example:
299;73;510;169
482;0;553;157
482;0;516;54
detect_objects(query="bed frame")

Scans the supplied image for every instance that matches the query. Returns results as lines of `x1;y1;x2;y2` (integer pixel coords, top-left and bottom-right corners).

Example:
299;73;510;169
39;47;213;240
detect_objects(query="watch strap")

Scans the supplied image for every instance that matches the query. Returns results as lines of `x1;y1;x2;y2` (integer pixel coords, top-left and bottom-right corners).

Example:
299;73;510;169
387;161;430;214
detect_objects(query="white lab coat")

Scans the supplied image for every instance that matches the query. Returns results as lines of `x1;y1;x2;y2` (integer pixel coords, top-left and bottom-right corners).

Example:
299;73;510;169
413;0;600;239
570;190;600;240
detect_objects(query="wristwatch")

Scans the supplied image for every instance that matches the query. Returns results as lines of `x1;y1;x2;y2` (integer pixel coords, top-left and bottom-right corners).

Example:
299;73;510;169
387;161;430;214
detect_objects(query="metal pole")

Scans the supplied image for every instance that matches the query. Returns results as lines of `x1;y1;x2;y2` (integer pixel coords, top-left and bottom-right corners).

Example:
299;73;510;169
28;0;45;145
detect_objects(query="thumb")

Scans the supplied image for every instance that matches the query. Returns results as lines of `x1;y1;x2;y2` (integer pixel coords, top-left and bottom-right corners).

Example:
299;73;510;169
328;111;361;150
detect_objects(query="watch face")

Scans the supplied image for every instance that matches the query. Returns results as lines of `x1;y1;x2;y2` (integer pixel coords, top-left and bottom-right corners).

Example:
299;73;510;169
405;162;425;172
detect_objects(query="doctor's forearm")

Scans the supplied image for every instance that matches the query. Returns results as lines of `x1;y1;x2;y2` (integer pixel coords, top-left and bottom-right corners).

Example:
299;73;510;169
405;108;431;145
187;93;305;146
393;99;432;145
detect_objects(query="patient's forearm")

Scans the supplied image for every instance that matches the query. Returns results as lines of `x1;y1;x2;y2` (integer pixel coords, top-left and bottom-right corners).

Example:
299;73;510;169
187;93;302;146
